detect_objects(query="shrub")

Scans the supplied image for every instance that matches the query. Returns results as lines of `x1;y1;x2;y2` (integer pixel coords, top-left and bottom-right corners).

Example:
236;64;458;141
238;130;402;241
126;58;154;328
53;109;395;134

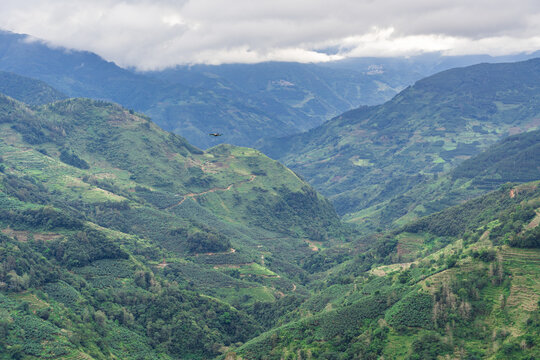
51;229;128;268
186;229;231;254
408;332;452;360
59;149;90;169
386;291;434;330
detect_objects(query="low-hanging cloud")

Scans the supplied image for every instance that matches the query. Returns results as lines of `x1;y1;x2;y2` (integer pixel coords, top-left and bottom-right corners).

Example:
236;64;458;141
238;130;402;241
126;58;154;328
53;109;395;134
2;0;540;70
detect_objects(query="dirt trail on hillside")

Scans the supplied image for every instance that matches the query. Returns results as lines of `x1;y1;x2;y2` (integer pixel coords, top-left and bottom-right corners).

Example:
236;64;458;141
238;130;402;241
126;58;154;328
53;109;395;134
195;248;236;257
2;228;62;242
166;175;256;209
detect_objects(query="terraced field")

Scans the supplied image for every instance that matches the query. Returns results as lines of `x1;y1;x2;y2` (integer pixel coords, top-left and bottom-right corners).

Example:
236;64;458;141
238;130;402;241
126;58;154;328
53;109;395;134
501;247;540;313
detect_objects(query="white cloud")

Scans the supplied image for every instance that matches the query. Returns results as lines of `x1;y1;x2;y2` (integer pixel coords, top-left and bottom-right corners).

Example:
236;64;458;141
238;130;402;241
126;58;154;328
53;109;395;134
1;0;540;70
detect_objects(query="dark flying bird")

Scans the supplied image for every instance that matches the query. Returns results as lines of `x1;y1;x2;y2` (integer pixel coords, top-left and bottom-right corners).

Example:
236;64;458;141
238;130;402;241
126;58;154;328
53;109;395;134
209;133;222;137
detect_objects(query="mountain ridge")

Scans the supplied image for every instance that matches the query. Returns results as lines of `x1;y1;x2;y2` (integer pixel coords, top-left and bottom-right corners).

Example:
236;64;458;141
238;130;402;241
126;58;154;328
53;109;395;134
343;128;540;231
260;57;540;228
0;30;411;149
0;90;353;358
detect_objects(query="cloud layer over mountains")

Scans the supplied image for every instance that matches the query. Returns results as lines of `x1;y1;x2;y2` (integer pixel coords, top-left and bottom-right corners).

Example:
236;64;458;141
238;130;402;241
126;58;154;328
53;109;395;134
2;0;540;70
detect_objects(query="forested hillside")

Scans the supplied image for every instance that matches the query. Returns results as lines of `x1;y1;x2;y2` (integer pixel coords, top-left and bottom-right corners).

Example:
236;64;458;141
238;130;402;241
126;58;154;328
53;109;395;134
343;128;540;232
230;182;540;359
260;58;540;226
0;71;66;106
0;44;538;360
0;90;349;359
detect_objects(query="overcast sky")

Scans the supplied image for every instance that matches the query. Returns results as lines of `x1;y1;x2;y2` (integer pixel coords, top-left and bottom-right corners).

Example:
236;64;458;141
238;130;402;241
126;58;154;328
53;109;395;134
2;0;540;70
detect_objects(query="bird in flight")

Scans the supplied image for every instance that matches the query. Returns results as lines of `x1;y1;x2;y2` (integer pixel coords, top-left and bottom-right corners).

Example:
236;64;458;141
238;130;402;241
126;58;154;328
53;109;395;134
209;133;223;137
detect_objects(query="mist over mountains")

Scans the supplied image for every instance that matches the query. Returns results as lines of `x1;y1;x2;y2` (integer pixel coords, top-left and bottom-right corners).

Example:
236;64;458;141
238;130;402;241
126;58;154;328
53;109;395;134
1;30;538;148
0;28;538;360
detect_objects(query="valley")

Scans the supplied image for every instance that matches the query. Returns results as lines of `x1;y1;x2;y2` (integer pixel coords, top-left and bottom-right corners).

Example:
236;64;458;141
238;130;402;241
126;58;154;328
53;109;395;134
261;58;540;233
0;31;538;360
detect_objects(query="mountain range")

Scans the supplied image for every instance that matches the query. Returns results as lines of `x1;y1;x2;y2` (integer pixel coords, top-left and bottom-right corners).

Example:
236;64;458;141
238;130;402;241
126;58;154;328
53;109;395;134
0;87;351;359
261;58;540;232
1;30;539;149
0;34;538;359
0;30;411;149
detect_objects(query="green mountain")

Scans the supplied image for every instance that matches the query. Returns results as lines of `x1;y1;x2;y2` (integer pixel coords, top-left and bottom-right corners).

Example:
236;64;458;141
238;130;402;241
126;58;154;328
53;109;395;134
229;181;540;359
0;78;538;359
151;62;408;133
0;71;66;105
260;58;540;225
1;45;539;359
344;128;540;232
451;129;540;185
0;92;348;359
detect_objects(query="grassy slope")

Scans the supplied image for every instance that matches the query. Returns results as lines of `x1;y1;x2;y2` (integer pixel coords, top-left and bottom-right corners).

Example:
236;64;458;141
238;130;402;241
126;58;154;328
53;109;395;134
2;94;343;239
0;93;348;359
229;182;540;359
344;128;540;231
260;58;540;228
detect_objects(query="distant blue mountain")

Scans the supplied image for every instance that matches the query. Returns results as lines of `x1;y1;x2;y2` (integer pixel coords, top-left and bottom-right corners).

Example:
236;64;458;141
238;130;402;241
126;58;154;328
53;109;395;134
1;30;537;148
0;70;66;105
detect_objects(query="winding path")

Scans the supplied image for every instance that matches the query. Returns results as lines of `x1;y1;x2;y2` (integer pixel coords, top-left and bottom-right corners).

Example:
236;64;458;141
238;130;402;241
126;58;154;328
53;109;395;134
195;248;237;257
166;175;256;210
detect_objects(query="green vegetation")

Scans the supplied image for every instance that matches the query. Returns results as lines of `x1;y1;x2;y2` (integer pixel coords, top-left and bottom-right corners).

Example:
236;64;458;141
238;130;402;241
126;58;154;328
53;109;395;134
0;71;66;106
1;59;539;359
262;58;540;235
386;291;434;330
59;149;90;169
342;128;540;233
228;181;540;359
0;91;352;359
452;129;540;184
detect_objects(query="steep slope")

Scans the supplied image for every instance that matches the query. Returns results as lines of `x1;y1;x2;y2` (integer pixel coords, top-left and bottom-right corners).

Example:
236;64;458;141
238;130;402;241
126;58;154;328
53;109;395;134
229;182;540;359
451;129;540;185
0;93;346;263
0;71;67;105
0;93;348;359
0;229;260;359
261;58;540;220
344;129;540;231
